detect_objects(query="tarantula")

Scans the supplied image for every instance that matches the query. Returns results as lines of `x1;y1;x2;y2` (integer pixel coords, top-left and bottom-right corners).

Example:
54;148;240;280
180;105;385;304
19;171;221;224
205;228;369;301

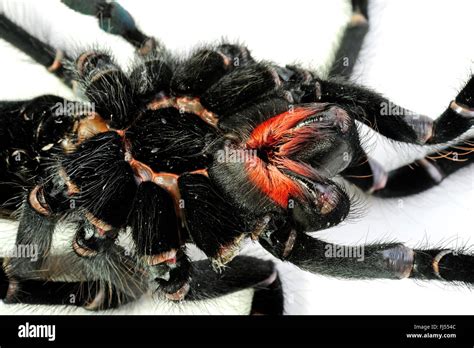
0;0;474;314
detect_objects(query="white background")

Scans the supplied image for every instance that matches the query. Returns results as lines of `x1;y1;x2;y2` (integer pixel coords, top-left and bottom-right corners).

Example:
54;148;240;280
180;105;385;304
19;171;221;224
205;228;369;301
0;0;473;314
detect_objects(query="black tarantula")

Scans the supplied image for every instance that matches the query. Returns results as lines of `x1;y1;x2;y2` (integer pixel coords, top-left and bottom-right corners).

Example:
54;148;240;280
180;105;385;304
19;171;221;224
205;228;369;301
0;0;474;314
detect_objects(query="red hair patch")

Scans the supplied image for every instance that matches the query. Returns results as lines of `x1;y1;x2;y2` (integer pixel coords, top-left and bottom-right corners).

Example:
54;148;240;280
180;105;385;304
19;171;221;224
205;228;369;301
243;107;322;207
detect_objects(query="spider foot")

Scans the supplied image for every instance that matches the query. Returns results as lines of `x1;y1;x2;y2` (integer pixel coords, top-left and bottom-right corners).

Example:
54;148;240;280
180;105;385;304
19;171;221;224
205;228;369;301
147;250;191;302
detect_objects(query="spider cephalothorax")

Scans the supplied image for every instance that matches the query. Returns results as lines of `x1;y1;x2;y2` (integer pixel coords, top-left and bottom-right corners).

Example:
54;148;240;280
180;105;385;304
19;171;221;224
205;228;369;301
1;0;474;314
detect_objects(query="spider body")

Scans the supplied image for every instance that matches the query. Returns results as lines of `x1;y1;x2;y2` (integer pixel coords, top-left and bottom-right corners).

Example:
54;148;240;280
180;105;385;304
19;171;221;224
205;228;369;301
6;48;360;301
1;0;474;314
